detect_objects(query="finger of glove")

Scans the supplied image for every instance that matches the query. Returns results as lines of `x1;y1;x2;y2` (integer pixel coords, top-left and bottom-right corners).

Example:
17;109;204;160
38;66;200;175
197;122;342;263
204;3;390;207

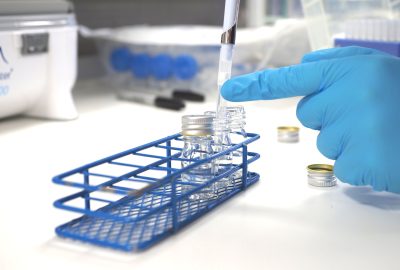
334;140;384;189
221;58;350;102
316;122;347;160
335;155;391;191
296;76;355;130
296;94;324;130
302;46;389;63
334;150;365;186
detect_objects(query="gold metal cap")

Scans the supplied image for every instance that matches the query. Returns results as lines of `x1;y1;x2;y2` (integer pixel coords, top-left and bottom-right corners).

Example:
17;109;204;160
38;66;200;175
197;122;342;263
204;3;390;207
307;164;334;173
278;126;300;133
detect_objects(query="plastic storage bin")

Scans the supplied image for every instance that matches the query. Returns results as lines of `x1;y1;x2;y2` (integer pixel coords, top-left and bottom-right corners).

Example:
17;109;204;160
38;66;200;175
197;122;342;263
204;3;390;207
53;132;260;251
83;25;273;95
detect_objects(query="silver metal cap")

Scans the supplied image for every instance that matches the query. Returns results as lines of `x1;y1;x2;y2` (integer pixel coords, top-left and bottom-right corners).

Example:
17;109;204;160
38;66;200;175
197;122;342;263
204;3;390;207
307;164;337;187
277;126;300;143
181;115;214;136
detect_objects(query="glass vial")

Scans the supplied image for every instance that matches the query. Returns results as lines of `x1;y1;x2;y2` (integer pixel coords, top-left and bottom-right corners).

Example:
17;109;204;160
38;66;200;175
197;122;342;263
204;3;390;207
181;115;217;201
225;106;247;185
225;106;246;145
205;111;233;190
205;105;246;188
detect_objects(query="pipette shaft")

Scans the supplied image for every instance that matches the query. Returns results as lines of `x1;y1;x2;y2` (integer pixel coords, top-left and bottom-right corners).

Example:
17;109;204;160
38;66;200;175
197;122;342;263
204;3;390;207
217;0;240;112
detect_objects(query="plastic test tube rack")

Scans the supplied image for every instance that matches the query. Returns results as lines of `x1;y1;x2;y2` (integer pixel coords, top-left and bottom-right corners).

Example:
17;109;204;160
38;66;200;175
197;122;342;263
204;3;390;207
53;132;261;251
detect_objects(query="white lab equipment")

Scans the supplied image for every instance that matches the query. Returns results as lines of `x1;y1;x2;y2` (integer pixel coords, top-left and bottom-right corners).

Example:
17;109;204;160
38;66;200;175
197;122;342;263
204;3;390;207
301;0;399;50
246;0;267;27
342;18;400;42
0;0;78;120
245;0;304;27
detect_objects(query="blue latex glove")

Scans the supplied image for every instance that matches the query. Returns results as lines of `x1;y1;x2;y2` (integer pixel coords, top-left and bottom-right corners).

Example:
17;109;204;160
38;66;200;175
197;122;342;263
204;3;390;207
221;46;400;193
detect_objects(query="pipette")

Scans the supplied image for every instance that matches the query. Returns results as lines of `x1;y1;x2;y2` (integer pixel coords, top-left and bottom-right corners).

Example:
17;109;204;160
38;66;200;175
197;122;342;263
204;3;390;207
216;0;240;113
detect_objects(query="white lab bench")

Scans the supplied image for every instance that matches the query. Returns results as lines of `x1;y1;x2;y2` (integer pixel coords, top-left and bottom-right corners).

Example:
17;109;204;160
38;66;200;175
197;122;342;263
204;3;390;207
1;79;400;270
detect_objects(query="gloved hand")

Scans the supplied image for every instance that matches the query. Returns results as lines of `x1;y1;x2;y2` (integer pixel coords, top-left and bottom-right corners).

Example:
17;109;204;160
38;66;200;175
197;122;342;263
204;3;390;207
221;46;400;193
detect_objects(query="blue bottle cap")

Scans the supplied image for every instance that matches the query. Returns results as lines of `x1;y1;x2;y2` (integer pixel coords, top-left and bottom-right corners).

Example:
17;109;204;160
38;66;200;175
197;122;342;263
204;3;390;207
130;53;151;79
174;55;198;80
151;54;173;80
110;47;131;72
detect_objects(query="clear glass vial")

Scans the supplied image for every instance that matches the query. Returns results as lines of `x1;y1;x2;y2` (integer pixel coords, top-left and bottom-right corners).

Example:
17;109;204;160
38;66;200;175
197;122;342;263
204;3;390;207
224;106;247;185
225;105;246;145
181;115;217;201
207;105;247;187
205;111;232;190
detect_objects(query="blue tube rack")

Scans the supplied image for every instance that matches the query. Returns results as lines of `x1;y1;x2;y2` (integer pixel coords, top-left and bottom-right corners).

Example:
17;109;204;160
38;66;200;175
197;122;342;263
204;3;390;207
53;132;260;252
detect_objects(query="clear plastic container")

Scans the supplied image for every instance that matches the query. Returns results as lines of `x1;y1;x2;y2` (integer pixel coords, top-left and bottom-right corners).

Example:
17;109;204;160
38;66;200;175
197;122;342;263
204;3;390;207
301;0;396;50
87;25;273;95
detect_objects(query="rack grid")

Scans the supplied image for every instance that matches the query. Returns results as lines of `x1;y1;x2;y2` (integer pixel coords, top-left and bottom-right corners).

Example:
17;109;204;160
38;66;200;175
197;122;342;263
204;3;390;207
53;132;260;251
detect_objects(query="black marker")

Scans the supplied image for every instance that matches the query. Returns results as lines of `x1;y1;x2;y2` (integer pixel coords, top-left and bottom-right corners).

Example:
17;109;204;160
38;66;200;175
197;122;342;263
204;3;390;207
118;91;185;111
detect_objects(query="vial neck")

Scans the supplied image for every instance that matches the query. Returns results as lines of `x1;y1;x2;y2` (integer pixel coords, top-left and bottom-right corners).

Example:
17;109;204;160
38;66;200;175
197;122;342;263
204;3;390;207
183;135;212;142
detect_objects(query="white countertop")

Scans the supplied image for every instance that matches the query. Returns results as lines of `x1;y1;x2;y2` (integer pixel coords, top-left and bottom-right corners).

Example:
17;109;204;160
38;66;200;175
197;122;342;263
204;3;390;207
1;80;400;270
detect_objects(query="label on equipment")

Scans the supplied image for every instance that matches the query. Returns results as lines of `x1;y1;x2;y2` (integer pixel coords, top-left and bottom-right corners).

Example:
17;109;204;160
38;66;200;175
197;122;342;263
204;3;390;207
0;46;12;96
21;33;49;55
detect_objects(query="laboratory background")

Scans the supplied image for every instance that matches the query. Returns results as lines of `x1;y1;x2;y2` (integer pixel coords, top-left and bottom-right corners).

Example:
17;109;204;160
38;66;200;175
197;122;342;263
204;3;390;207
1;0;400;269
